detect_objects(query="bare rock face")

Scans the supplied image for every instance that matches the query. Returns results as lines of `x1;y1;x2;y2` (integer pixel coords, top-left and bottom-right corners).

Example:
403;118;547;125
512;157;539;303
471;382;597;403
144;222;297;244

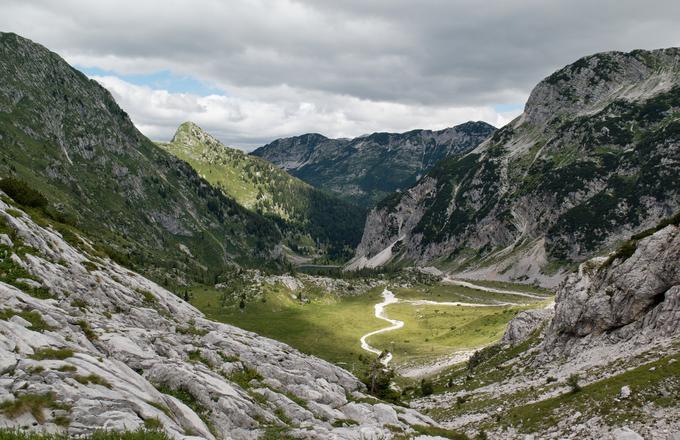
544;224;680;355
0;199;435;439
501;308;553;347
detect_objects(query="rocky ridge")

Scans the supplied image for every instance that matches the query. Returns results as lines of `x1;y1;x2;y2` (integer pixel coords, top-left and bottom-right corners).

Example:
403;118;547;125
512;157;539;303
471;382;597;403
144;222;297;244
251;122;495;207
352;48;680;285
0;198;438;439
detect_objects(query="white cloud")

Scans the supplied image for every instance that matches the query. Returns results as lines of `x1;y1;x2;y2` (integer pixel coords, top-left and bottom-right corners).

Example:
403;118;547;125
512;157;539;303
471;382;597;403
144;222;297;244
93;75;520;150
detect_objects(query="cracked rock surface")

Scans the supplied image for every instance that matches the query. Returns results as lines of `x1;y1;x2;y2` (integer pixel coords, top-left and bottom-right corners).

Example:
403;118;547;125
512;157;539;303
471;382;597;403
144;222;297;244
0;199;436;439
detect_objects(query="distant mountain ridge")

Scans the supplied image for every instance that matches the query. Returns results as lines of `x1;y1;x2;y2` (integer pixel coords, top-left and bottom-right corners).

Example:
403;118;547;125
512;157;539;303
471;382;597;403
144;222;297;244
251;121;496;207
351;47;680;285
158;122;366;261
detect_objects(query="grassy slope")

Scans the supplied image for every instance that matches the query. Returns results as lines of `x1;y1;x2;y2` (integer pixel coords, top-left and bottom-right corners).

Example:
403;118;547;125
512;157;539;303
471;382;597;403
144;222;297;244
157;122;366;261
427;341;680;435
191;284;384;375
499;349;680;433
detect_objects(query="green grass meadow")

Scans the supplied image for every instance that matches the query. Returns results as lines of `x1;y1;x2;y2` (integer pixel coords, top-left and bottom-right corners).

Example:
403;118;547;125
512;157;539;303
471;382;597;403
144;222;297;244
190;280;550;375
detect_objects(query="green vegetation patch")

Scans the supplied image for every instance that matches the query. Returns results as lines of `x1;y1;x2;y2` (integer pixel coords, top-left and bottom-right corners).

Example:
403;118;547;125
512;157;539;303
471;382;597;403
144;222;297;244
192;280;547;375
0;393;69;424
154;385;208;421
0;177;48;209
227;365;263;389
76;320;97;340
498;352;680;433
0;429;171;440
74;374;111;389
29;347;74;361
0;309;53;332
411;424;470;439
369;303;528;366
191;283;385;375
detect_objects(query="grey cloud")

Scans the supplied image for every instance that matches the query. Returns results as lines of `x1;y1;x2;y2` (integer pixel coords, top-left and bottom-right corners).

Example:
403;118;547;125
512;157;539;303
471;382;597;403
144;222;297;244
3;0;680;107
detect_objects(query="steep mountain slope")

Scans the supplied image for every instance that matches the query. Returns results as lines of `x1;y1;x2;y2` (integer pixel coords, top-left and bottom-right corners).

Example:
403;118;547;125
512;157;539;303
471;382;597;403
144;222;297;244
353;48;680;284
0;196;443;439
251;122;496;207
413;215;680;439
157;122;365;261
0;32;281;280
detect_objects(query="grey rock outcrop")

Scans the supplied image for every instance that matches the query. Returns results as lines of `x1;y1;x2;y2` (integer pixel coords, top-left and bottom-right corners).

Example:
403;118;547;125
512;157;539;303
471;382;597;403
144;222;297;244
501;308;553;347
0;199;435;439
543;224;680;355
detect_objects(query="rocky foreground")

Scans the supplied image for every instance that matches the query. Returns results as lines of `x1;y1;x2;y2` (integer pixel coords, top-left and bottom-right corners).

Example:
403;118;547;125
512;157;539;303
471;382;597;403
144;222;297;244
0;198;438;439
413;221;680;439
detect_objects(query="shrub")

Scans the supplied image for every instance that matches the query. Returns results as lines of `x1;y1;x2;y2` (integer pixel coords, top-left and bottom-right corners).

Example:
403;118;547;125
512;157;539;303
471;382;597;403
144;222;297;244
467;344;502;371
76;320;98;340
566;374;581;393
411;424;470;439
0;177;48;208
0;393;68;424
74;374;111;388
0;309;53;332
420;379;434;397
56;365;77;373
143;418;161;430
227;365;263;389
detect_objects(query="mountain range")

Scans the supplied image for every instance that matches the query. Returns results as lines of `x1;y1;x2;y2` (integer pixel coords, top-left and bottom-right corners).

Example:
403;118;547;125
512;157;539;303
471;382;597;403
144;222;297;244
252;122;495;207
1;30;679;440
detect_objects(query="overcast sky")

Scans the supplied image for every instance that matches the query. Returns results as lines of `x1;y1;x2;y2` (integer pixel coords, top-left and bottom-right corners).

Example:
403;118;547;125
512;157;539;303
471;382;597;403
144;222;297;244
3;1;680;150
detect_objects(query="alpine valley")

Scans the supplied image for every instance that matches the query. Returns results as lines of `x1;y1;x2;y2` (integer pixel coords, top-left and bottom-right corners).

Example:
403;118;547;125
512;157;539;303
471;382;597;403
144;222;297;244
0;30;679;440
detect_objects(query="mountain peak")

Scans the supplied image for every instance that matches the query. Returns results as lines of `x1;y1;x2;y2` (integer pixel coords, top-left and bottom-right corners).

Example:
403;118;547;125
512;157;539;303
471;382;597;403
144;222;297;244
525;47;680;124
171;121;222;147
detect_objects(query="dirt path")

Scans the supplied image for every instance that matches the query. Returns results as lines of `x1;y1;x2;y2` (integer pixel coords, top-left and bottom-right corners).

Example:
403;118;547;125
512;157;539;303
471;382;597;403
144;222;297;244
443;277;547;300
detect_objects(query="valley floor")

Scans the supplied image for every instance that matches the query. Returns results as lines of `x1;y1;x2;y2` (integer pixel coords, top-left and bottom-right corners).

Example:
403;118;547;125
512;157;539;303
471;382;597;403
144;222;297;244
189;276;551;379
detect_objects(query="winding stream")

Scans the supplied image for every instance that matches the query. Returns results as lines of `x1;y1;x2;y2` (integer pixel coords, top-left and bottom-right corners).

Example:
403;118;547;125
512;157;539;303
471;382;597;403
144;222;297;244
359;284;529;366
359;288;404;365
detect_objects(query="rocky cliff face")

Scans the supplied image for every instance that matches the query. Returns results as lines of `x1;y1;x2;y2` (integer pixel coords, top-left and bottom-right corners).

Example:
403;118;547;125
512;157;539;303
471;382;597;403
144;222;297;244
353;48;680;284
251;122;495;207
0;32;282;279
0;198;436;439
543;221;680;357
